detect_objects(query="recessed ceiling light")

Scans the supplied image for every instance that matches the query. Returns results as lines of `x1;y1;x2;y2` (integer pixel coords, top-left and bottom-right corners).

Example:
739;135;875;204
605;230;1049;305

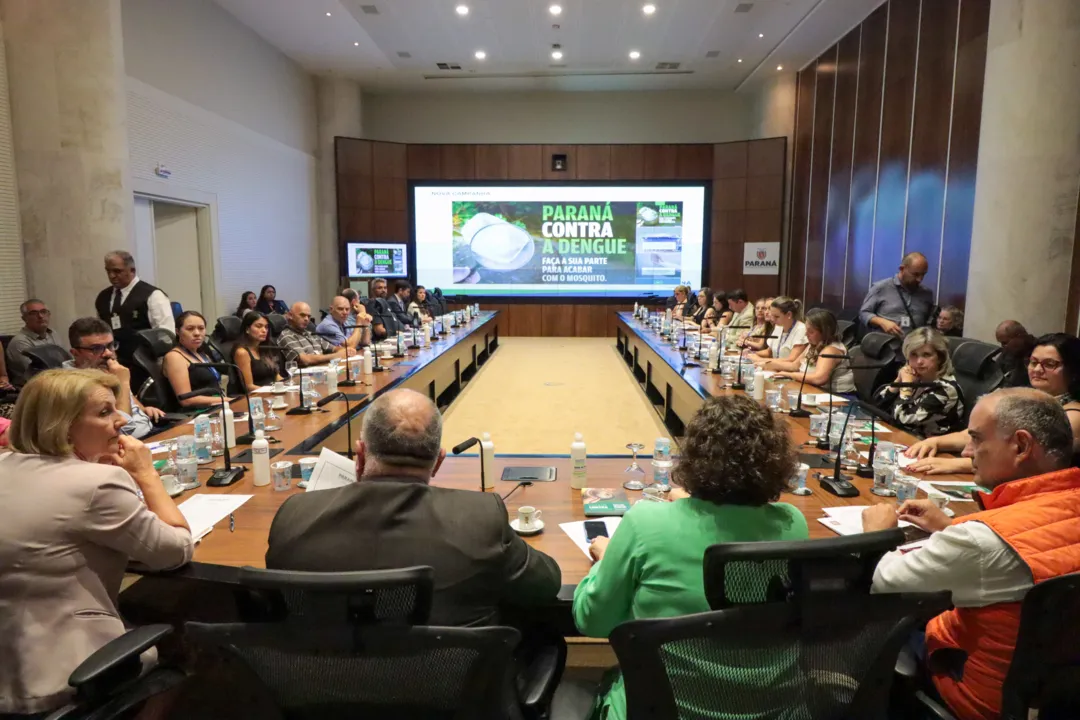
777;65;783;70
549;4;562;15
455;4;468;15
643;4;657;15
737;58;743;63
551;50;563;60
758;33;764;38
475;50;486;60
629;50;641;59
325;11;332;16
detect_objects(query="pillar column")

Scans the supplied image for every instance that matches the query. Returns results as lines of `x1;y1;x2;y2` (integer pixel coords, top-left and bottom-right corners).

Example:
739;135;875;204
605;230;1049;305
1;0;134;338
316;76;362;299
964;0;1080;339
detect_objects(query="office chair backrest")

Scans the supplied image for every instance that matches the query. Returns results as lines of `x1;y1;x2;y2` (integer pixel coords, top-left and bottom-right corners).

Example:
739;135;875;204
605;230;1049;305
1000;572;1080;720
703;528;905;609
430;288;448;315
837;319;857;349
235;566;435;625
214;315;243;343
952;340;1004;422
946;335;967;358
185;622;522;720
23;344;73;375
132;329;177;412
850;332;904;402
170;301;183;319
266;313;287;339
610;591;951;720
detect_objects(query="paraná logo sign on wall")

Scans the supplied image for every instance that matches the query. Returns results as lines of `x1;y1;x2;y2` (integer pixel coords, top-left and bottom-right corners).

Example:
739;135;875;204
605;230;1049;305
743;242;780;275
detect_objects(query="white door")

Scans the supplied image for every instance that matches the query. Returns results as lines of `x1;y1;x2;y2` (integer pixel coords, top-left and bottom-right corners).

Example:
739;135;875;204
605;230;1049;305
152;202;203;314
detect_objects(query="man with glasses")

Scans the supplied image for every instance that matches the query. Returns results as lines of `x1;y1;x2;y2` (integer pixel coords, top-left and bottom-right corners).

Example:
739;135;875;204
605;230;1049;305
5;299;58;387
62;317;165;438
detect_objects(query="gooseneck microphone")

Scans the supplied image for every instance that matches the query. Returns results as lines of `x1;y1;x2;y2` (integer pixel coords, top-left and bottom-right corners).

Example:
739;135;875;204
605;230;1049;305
178;387;245;487
316;391;354;459
452;436;487;492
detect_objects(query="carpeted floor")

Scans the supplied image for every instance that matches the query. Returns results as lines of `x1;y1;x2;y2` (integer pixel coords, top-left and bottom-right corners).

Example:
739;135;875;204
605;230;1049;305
441;337;669;455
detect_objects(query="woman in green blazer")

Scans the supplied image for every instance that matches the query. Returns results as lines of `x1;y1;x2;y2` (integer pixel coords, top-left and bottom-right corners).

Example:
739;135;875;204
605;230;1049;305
572;394;810;720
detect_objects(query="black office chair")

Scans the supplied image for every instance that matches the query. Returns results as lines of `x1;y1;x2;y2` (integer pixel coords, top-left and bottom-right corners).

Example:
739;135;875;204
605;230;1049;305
131;328;178;412
703;528;906;609
232;566;434;625
266;313;287;339
850;331;904;403
430;288;449;315
952;340;1003;421
945;335;968;358
837;319;857;349
609;591;950;720
912;573;1080;720
23;344;73;376
44;625;185;720
185;621;523;720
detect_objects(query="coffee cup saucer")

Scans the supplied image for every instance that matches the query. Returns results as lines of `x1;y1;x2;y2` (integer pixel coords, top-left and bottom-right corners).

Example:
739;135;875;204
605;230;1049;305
510;518;544;536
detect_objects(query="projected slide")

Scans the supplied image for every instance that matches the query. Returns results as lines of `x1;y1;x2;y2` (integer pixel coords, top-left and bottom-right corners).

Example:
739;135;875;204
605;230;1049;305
413;185;706;298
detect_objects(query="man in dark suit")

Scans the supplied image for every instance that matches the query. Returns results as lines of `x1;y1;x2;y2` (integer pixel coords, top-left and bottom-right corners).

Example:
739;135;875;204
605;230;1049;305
388;280;417;328
362;278;397;340
265;388;561;626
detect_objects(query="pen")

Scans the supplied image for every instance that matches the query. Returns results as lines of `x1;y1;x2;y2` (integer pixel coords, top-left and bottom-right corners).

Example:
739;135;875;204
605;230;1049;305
229;513;235;532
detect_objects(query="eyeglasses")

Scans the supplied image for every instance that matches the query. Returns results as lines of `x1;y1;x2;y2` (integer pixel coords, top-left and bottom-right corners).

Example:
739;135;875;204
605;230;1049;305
1028;357;1063;372
74;341;119;355
24;309;50;317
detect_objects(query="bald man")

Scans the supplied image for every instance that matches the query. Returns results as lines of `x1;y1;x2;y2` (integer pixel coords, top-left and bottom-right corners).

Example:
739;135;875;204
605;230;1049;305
859;251;935;336
279;301;352;367
315;295;371;350
266;389;561;626
995;320;1037;388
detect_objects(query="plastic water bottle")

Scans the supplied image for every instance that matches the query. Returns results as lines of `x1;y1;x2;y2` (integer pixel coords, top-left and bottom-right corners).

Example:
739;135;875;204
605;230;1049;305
362;346;373;374
250;397;266;434
474;303;480;315
223;403;236;449
571;432;587;489
654;437;671;463
326;363;338;393
251;429;271;487
396;332;405;356
707;342;720;373
423;324;431;347
634;302;639;317
753;368;766;401
480;432;495;485
193;416;212;464
652;437;673;491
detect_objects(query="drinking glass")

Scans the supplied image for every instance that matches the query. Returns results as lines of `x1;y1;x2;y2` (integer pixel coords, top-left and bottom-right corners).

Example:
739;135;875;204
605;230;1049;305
264;399;282;432
271;461;293;492
809;413;828;438
285;360;299;387
789;462;811;495
624;442;647;491
209;416;224;457
871;461;897;497
893;474;919;503
765;389;782;412
786;389;801;411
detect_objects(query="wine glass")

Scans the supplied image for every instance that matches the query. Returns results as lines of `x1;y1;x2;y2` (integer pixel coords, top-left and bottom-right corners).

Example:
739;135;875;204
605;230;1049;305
285;360;298;387
624;442;647;491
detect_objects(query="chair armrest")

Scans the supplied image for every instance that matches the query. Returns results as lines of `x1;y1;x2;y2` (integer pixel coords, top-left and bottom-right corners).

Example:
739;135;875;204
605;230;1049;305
895;644;919;678
915;690;959;720
519;644;562;709
68;625;173;693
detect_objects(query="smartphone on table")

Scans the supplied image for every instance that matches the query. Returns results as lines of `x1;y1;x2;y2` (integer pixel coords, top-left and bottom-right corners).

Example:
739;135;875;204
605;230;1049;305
585;521;609;541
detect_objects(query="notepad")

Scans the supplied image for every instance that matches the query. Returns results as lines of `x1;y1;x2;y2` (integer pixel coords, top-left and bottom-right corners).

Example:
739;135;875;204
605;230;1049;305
178;494;252;541
305;447;357;492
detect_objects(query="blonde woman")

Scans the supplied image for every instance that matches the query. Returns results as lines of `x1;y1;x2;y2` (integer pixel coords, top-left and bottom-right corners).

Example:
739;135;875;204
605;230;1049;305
874;327;965;437
0;370;192;715
671;285;691;319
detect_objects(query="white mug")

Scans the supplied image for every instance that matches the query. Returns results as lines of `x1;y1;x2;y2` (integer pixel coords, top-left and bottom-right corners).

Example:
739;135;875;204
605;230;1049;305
161;474;182;496
927;492;950;510
518;505;542;530
272;381;286;393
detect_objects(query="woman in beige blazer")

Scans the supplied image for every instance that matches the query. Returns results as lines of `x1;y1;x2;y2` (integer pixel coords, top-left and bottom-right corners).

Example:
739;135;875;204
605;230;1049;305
0;369;193;716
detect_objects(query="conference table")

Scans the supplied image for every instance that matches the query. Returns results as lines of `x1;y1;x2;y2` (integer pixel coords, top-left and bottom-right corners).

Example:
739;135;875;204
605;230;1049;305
132;309;974;595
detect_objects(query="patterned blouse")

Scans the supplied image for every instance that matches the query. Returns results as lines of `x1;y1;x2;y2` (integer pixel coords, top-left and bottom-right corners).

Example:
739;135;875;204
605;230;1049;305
874;373;965;437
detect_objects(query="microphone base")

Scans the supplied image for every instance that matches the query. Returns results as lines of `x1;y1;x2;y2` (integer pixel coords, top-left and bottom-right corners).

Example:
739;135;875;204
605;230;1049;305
815;439;831;451
393;353;406;359
856;464;875;479
682;362;699;368
338;379;357;387
371;366;388;373
731;382;746;390
234;433;255;446
286;406;313;416
789;408;811;419
207;466;246;487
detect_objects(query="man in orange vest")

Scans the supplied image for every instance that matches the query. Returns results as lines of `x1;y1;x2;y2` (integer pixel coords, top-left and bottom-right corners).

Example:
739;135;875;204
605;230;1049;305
862;387;1080;720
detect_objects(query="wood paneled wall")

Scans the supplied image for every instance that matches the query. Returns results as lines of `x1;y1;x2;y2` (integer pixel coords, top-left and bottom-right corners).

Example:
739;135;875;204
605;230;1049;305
787;0;990;316
337;137;787;336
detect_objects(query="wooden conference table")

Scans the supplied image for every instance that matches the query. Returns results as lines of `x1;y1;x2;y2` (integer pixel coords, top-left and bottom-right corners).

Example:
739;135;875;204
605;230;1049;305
143;309;973;590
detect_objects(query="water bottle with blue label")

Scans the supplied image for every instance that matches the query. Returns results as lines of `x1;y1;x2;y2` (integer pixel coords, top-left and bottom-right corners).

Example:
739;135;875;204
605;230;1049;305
193;416;212;464
250;397;266;434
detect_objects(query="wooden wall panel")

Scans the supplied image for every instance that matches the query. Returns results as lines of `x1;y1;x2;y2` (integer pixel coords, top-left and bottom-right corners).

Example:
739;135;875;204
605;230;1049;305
507;305;542;336
573;305;608;337
714;142;748;179
842;4;888;313
440;145;476;180
903;0;959;265
541;305;576;336
804;50;838;306
605;304;635;337
576;145;611;180
788;71;816;301
542;145;577;180
407;144;440;179
790;0;989;315
336;139;371;175
939;0;991;307
870;0;919;289
507;145;543;179
610;145;644;180
643;144;678;179
821;30;861;310
747;139;785;176
373;142;406;178
475;145;509;180
676;144;713;180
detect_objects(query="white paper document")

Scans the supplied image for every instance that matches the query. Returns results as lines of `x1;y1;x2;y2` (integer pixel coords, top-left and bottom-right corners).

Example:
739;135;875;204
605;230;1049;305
802;393;849;406
917;480;978;502
859;451;917;469
305;447;357;492
816;505;915;537
560;518;623;559
178;494;253;541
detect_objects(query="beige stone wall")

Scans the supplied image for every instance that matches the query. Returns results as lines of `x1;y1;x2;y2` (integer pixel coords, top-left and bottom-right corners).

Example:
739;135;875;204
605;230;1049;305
316;77;362;299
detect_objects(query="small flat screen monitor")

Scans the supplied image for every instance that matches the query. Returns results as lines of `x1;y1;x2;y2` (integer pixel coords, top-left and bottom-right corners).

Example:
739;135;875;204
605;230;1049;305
345;243;408;278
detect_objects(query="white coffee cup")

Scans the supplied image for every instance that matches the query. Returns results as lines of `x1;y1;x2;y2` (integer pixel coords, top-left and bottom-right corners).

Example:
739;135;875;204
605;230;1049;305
161;474;182;496
518;505;542;530
927;492;950;510
272;381;286;393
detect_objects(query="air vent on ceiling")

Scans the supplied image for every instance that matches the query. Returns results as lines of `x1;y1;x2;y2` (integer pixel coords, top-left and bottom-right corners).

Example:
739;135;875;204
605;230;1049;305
655;62;681;70
436;62;463;70
705;50;720;58
360;5;380;14
734;3;753;12
397;51;412;58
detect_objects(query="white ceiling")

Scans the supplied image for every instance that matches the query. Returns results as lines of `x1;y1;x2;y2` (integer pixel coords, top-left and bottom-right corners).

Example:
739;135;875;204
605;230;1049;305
212;0;885;93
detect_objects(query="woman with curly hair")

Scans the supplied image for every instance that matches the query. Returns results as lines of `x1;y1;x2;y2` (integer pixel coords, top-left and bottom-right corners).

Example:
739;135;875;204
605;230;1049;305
572;395;809;720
